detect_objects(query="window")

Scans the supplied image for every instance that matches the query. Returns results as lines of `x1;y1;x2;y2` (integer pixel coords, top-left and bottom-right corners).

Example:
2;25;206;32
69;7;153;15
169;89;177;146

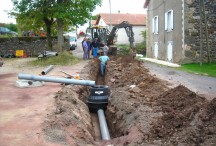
152;16;158;34
165;10;173;31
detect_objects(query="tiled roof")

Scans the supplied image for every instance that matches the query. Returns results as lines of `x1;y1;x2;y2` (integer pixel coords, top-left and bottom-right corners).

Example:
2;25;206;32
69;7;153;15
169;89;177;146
96;13;146;26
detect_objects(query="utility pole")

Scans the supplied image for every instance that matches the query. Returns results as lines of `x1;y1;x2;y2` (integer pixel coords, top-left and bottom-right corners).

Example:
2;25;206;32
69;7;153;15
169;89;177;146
200;0;211;64
199;0;203;66
109;0;112;30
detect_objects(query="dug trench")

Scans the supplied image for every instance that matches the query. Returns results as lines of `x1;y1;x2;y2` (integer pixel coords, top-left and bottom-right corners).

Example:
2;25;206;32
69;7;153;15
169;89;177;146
42;55;216;146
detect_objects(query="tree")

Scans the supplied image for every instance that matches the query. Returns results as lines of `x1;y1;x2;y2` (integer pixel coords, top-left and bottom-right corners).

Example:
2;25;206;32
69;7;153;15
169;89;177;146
53;0;102;52
11;0;56;50
11;0;102;52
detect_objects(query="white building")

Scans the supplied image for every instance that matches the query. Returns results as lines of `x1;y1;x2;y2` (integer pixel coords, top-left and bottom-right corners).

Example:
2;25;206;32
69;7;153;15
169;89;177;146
95;13;146;44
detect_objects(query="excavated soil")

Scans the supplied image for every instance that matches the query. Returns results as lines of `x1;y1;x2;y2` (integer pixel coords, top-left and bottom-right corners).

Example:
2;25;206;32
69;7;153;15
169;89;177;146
42;55;216;146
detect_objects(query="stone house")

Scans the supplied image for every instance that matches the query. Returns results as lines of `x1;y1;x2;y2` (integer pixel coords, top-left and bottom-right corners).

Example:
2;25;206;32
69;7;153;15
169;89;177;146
144;0;216;64
95;13;146;44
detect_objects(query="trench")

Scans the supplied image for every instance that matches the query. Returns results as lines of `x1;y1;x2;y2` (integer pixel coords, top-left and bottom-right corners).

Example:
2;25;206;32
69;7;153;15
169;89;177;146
37;57;216;145
89;70;111;141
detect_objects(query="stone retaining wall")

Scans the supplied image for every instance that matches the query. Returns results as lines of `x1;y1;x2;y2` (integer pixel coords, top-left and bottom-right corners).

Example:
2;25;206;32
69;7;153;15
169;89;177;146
184;0;216;63
0;37;70;57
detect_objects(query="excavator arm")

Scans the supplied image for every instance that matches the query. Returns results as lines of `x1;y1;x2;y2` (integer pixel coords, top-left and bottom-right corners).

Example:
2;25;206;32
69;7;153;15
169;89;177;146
107;21;135;50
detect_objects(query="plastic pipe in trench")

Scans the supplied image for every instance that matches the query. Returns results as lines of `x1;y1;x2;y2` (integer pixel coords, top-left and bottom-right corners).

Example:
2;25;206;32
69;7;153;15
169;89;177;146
41;65;54;75
18;74;111;140
18;74;95;86
98;109;111;140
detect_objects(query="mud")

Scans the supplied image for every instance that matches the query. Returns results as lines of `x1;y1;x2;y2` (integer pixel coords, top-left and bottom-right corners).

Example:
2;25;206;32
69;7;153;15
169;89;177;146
42;55;216;146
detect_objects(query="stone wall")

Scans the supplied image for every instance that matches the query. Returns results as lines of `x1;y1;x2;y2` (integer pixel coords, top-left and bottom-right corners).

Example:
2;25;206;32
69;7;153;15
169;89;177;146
0;37;70;57
184;0;216;63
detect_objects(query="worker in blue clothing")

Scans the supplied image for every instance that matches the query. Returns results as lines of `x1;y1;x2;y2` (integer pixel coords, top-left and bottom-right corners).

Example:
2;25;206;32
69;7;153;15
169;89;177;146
91;38;100;58
98;53;110;76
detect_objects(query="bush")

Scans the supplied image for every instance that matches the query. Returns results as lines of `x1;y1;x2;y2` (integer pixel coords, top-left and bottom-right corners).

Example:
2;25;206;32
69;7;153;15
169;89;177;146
116;44;130;55
136;42;146;55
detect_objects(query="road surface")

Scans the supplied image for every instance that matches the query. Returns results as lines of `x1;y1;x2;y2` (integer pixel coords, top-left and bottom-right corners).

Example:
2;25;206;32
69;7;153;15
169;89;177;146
143;61;216;100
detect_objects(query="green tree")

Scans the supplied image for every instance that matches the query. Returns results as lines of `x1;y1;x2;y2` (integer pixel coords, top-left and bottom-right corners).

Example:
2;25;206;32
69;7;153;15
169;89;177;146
11;0;101;52
53;0;101;52
5;23;18;32
11;0;56;50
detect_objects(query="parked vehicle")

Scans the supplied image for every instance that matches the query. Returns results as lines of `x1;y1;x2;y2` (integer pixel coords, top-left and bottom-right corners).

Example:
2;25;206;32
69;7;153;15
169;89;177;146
64;33;77;50
0;27;18;36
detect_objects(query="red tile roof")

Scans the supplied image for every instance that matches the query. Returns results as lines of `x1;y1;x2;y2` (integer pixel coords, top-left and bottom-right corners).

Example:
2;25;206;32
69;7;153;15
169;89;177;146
96;13;146;26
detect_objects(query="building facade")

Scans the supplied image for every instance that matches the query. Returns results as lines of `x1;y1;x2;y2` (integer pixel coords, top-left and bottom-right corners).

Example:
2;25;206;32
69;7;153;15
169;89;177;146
144;0;216;64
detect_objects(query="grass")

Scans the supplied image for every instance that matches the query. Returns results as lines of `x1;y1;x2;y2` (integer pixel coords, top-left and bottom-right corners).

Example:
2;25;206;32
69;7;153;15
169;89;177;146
180;62;216;77
30;51;81;66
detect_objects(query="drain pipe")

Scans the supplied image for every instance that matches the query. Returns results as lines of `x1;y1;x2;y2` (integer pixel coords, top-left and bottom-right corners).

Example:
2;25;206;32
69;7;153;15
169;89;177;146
18;74;95;86
97;109;111;140
41;65;54;75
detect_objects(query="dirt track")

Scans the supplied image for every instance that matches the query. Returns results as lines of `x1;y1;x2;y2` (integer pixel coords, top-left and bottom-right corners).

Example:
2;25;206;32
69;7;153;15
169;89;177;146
0;56;216;146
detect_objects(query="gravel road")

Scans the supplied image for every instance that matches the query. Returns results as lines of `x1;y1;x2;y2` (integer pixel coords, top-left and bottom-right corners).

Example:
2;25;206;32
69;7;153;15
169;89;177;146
143;61;216;100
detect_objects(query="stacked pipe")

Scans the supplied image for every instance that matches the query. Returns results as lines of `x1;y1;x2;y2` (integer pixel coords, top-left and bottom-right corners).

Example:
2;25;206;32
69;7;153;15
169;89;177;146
41;65;54;75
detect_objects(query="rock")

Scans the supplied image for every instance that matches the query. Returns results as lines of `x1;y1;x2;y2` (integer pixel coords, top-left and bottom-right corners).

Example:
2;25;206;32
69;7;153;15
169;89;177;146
130;87;141;93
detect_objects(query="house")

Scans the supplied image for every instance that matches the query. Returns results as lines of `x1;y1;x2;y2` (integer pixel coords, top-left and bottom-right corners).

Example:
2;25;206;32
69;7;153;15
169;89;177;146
95;13;146;44
144;0;216;64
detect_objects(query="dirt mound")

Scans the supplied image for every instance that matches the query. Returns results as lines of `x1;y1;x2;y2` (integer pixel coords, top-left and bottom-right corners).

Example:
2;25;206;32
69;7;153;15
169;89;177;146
42;85;95;145
42;56;216;146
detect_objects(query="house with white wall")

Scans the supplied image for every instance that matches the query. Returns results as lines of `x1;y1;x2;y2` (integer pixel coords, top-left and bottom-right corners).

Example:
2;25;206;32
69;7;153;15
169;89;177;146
95;13;146;44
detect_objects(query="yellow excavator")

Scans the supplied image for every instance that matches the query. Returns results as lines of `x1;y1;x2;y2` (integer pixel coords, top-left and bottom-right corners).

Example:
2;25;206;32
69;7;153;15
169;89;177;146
86;21;135;56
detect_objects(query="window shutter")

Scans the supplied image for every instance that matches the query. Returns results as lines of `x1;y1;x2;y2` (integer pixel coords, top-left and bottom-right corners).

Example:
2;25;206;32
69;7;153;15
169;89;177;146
156;16;159;33
170;10;174;30
165;12;168;30
152;17;155;33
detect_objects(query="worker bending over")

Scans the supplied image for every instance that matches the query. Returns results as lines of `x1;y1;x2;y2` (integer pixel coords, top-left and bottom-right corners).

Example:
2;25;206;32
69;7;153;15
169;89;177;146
98;53;110;76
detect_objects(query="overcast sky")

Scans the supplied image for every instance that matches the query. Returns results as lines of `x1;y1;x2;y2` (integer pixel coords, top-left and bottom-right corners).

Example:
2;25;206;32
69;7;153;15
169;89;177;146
0;0;146;24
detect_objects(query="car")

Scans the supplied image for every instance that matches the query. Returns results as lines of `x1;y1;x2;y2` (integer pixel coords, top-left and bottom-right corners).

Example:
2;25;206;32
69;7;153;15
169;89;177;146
0;27;18;36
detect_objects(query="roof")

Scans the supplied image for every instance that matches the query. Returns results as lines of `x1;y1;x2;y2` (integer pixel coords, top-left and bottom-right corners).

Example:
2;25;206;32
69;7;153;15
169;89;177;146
96;13;146;26
144;0;150;8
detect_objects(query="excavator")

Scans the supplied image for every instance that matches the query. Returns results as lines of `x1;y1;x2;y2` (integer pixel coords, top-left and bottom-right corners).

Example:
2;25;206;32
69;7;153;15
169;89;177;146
86;21;135;56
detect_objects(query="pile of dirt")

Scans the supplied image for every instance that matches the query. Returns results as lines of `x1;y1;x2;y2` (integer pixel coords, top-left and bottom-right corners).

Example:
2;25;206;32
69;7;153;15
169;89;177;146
42;85;94;145
103;56;216;145
42;56;216;146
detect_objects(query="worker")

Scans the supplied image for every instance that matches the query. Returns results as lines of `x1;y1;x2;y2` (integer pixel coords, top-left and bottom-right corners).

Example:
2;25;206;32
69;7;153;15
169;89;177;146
91;38;100;58
82;38;89;60
98;52;110;76
102;43;109;55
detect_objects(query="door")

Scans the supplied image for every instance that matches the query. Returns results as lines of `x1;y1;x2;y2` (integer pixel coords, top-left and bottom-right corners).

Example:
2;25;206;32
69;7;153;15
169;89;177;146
154;42;158;59
167;41;173;62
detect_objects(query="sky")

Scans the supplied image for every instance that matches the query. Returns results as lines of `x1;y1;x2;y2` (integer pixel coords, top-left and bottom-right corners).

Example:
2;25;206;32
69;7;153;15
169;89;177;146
0;0;146;24
92;0;146;15
0;0;15;24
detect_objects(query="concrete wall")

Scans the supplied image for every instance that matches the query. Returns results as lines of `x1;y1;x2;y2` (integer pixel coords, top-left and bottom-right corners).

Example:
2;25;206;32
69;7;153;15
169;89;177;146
116;25;145;44
146;0;183;63
0;37;70;57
